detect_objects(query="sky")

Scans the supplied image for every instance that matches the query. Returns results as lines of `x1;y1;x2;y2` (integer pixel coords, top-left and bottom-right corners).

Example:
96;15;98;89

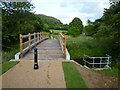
31;0;110;26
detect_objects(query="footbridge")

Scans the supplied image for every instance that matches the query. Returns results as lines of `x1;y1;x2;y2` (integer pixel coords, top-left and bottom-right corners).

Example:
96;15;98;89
15;32;70;60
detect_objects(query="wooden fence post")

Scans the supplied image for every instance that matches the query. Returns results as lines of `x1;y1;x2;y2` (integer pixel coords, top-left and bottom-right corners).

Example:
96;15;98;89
37;32;39;42
41;32;42;39
39;32;41;40
34;32;36;47
64;36;66;59
20;34;23;58
28;33;31;51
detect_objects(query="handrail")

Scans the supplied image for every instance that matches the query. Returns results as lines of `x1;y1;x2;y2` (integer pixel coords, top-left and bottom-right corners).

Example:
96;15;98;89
59;33;66;59
83;54;111;68
20;32;48;58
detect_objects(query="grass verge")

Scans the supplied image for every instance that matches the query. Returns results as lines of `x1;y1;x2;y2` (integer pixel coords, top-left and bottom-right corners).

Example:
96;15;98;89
0;61;19;75
62;62;87;88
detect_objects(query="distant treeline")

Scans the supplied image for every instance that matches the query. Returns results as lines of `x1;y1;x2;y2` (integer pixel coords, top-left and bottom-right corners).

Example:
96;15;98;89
37;14;69;30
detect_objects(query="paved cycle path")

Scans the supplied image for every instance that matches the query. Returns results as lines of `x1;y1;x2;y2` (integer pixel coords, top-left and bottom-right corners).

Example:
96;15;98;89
2;60;66;88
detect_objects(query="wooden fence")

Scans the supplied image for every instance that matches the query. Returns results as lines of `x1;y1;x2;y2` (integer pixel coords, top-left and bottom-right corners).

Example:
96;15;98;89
59;33;66;59
20;32;48;58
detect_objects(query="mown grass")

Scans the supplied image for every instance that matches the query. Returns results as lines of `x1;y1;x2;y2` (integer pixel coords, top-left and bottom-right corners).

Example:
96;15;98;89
0;61;19;75
52;29;67;33
50;29;68;35
62;62;87;88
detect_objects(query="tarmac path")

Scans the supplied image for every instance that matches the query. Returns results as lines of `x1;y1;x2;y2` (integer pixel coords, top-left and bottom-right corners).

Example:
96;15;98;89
2;60;66;88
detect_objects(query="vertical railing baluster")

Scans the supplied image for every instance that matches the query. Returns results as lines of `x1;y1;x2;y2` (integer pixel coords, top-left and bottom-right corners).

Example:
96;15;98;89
64;36;66;59
28;33;31;51
34;32;36;47
37;32;39;43
92;58;94;68
20;34;23;58
100;58;102;68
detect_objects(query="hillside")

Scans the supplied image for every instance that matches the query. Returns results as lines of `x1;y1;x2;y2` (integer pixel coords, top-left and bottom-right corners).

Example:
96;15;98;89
37;14;68;30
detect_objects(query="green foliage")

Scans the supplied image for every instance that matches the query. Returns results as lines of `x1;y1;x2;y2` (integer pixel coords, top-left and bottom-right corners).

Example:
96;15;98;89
37;14;68;30
67;36;109;59
68;17;83;37
2;44;19;63
62;62;87;88
84;24;94;36
2;2;46;50
84;2;120;60
68;26;80;37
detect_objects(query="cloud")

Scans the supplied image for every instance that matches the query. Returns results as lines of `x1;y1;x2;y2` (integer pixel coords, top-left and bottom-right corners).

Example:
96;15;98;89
31;0;110;26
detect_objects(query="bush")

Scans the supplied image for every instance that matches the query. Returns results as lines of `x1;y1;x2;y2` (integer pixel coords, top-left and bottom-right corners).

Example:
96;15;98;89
67;36;109;59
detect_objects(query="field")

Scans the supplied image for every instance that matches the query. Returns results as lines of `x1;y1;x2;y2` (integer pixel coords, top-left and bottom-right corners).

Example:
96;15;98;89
50;29;67;34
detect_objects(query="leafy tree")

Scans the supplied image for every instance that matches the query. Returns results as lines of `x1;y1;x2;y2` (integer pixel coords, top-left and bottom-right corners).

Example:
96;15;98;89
68;17;83;37
2;2;46;50
94;2;120;59
84;24;94;36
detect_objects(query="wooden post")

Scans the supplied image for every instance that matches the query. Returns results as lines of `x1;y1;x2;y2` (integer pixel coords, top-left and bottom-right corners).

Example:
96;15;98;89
28;33;31;51
34;32;36;47
92;58;94;68
20;34;23;58
37;32;39;42
41;32;42;39
40;32;41;40
64;36;66;59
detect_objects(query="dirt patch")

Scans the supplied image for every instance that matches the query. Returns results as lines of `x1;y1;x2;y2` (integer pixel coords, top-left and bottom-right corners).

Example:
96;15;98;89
75;64;118;88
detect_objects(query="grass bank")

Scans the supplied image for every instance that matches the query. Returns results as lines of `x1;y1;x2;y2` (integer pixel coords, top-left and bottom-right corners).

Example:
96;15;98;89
66;35;109;59
0;61;19;75
62;62;87;88
66;35;119;78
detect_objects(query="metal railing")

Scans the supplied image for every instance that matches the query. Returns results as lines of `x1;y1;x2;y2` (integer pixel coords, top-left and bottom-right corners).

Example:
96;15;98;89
83;54;111;68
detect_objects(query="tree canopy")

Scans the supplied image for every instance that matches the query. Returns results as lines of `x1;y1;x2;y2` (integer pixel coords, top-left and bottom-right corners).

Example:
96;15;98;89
68;17;83;37
83;2;120;59
2;2;46;50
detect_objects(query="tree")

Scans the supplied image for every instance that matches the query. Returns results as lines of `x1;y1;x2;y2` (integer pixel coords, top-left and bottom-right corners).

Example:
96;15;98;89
68;17;83;37
84;24;94;36
93;2;120;59
2;2;46;50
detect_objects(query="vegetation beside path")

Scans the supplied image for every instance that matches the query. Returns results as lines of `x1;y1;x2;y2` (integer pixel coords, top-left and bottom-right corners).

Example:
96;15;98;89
0;61;19;75
62;62;87;88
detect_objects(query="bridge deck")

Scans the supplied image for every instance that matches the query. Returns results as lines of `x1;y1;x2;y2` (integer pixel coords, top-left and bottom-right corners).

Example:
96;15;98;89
21;39;65;60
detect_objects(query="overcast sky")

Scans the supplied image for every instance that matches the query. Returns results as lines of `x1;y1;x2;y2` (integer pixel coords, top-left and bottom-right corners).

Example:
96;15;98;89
31;0;110;26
